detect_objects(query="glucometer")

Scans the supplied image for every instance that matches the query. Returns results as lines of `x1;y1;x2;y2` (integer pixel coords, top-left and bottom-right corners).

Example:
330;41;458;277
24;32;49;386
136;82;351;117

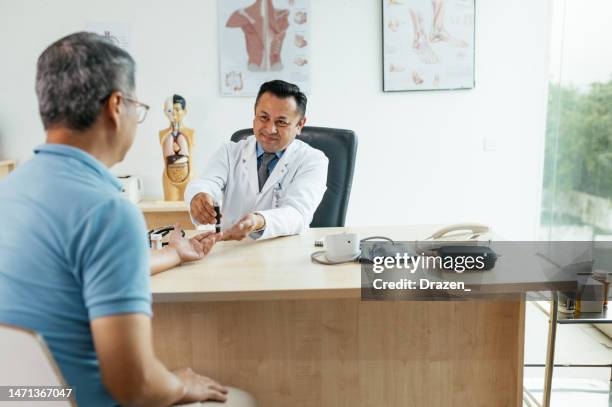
214;204;221;233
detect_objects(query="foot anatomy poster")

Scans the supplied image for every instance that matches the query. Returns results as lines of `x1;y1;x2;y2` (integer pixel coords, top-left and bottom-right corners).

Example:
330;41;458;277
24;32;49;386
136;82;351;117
383;0;475;91
219;0;311;96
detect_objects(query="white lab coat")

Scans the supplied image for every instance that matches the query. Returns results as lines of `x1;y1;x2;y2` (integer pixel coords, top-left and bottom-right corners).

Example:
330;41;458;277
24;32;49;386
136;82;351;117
185;136;328;240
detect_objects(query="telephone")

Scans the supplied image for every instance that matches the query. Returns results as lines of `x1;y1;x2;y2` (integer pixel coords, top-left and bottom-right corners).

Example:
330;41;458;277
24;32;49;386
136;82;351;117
425;223;491;242
421;224;496;271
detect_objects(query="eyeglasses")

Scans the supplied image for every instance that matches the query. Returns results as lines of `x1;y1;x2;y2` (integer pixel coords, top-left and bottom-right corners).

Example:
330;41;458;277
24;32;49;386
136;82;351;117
100;93;150;123
124;96;150;123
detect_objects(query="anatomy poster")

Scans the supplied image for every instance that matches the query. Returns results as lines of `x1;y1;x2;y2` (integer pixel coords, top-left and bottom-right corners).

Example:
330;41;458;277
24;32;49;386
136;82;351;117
383;0;474;91
219;0;310;96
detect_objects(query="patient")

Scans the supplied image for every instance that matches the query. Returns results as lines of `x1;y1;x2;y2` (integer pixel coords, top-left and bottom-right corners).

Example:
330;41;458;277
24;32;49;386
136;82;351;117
0;32;240;406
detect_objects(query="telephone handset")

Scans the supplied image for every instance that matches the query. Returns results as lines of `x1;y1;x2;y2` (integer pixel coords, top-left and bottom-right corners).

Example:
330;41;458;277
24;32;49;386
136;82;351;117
426;223;490;241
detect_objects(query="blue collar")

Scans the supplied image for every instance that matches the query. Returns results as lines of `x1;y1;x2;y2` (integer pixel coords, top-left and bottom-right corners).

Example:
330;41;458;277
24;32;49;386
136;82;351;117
256;142;285;159
33;144;122;192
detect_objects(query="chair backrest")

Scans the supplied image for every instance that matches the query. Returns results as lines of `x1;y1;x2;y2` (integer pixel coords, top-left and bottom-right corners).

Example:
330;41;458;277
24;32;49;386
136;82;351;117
231;126;357;227
0;323;75;406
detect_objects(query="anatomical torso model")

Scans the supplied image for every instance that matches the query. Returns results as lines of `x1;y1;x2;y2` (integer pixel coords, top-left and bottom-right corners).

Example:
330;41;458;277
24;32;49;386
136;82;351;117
226;0;290;71
159;95;195;201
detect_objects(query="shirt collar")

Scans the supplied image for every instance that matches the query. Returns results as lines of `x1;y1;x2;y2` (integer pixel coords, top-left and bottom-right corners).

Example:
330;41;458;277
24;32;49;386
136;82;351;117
33;144;123;191
256;142;285;159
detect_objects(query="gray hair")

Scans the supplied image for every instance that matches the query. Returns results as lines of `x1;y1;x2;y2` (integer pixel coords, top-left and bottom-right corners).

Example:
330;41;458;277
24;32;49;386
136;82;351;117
35;32;136;131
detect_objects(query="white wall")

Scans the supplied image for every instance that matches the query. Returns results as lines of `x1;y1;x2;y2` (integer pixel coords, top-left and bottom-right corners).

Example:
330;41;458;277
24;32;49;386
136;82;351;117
0;0;550;239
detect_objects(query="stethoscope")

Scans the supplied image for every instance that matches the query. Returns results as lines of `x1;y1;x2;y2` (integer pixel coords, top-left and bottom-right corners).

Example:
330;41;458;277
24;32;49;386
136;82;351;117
147;225;185;247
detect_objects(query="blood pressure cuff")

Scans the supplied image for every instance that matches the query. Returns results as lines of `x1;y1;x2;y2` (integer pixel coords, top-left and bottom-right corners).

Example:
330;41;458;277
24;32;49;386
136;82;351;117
435;245;498;271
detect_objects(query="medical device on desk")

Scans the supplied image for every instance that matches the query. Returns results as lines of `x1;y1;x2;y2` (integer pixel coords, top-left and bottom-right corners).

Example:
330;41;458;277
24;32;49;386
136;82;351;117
147;225;186;249
311;224;497;270
311;233;396;265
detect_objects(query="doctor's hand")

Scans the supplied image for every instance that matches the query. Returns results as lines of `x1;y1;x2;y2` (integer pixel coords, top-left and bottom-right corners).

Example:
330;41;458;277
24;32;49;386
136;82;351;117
221;213;265;241
190;192;218;225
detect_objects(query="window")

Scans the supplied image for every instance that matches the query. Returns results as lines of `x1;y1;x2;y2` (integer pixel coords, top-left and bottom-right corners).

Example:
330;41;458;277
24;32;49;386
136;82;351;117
541;0;612;240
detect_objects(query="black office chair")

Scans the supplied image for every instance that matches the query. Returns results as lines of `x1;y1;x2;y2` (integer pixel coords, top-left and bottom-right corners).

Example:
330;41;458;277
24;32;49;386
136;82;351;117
231;126;357;227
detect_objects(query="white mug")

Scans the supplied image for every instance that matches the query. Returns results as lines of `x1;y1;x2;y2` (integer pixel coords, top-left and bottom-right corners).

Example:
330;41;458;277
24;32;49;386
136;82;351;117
324;233;360;262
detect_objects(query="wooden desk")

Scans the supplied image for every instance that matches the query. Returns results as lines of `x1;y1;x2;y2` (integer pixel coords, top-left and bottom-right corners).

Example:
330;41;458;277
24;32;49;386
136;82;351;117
152;226;525;406
138;198;192;230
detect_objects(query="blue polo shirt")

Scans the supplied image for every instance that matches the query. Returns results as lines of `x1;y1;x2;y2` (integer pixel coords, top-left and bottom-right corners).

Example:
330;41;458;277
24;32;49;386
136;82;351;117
0;144;152;407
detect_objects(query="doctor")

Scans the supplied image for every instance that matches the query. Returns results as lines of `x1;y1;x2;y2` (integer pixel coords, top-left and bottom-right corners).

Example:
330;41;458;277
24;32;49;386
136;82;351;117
185;80;328;240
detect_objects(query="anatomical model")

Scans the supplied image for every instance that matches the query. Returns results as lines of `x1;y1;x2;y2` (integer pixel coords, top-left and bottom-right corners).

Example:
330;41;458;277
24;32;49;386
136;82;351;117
226;0;290;72
159;95;195;201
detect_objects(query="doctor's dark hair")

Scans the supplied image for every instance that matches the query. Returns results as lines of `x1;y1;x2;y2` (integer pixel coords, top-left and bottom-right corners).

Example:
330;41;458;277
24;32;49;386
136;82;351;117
35;31;136;131
172;94;186;110
255;80;307;118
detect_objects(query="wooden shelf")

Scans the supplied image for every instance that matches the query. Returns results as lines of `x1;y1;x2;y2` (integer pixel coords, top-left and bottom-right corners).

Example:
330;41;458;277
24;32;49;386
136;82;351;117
138;198;188;213
137;198;191;229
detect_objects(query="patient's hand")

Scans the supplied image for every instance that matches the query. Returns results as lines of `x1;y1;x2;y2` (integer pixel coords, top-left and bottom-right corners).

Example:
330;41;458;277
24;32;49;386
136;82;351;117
168;227;220;263
173;367;228;404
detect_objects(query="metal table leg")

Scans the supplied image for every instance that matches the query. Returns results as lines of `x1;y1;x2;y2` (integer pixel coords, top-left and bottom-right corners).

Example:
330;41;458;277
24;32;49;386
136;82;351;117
543;292;558;407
